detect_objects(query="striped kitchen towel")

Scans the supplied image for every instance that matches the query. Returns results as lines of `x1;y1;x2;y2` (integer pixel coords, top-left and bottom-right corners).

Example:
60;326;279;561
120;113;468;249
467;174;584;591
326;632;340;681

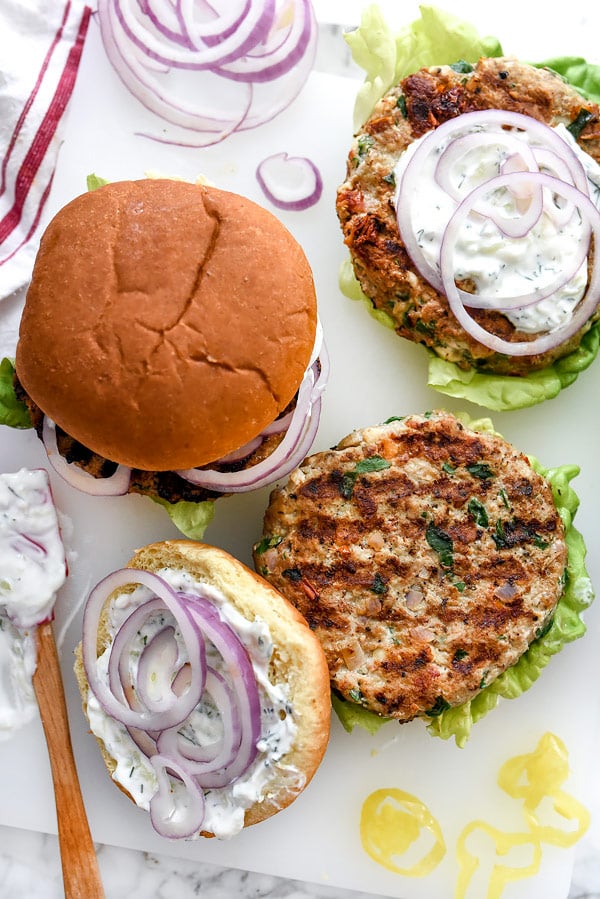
0;1;91;299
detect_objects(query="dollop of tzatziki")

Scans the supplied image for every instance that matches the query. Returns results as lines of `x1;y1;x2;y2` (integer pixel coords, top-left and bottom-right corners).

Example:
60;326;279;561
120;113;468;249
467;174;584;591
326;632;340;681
0;618;37;740
0;469;66;739
86;568;300;840
394;123;600;334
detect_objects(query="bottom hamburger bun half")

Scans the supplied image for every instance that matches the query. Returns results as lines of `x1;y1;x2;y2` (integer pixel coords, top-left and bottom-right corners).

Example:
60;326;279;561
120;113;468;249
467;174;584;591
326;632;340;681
74;540;331;840
15;178;318;474
254;410;580;734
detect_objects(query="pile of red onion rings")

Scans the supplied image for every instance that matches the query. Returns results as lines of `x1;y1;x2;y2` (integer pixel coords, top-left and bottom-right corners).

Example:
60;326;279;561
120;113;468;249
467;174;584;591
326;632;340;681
395;109;600;355
41;325;329;497
96;0;318;147
82;568;264;838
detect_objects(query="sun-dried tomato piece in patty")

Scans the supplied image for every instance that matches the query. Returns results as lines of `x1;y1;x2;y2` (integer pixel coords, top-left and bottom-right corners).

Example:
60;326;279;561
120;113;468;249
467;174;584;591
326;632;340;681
254;412;567;721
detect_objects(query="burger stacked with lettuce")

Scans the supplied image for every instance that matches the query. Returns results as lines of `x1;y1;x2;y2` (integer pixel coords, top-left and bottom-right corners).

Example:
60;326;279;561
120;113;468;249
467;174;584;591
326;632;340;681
337;4;600;410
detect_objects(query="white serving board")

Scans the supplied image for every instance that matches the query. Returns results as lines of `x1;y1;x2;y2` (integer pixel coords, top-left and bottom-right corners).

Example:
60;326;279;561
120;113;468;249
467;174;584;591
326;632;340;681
1;4;600;898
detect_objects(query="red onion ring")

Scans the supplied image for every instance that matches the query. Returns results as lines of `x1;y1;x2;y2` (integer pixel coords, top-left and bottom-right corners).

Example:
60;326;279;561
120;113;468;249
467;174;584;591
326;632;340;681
97;0;317;146
82;570;207;730
175;352;327;492
157;668;241;774
440;171;600;355
182;594;261;786
149;754;207;839
256;152;323;211
83;569;268;837
396;109;591;295
42;417;132;496
40;329;328;498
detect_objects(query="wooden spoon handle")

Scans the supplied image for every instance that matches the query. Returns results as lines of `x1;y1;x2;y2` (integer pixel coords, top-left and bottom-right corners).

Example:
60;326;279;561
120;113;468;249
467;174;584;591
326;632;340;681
32;620;105;899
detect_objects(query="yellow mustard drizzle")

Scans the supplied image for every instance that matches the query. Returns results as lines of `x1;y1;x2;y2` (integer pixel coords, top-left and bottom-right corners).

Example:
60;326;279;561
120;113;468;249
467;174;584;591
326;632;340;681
455;732;590;899
360;788;446;876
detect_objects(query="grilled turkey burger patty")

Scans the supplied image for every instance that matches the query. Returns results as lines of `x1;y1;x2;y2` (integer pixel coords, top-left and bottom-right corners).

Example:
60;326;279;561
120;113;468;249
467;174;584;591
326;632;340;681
253;412;567;721
336;57;600;375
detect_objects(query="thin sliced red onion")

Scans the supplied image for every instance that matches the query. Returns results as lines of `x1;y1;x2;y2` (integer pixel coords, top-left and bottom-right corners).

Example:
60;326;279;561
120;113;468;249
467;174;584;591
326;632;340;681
256;152;323;211
176;323;328;491
83;570;268;837
157;667;241;778
136;626;182;712
97;0;317;147
82;570;206;730
395;109;600;348
149;754;207;839
175;353;326;492
396;109;590;296
440;171;600;355
42;417;132;496
182;594;261;786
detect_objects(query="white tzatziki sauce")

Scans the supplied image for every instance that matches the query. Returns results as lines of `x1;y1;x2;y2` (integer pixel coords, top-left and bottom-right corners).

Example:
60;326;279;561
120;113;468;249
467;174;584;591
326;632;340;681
0;468;66;739
394;122;600;333
0;618;37;740
86;568;301;840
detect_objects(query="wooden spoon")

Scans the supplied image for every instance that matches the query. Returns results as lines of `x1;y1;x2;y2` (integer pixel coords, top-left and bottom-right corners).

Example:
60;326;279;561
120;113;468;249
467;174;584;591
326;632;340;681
32;619;105;899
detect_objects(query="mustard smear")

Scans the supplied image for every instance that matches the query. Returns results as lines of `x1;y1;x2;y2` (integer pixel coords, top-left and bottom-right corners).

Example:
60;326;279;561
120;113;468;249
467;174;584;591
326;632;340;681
360;788;446;876
455;732;590;899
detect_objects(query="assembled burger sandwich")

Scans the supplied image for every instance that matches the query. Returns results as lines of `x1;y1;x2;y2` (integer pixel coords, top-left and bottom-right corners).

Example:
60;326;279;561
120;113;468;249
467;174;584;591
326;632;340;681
75;540;331;840
254;411;593;746
9;178;327;535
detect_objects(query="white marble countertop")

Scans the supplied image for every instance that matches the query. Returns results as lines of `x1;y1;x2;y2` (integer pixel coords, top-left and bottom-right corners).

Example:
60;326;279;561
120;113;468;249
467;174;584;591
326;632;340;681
2;3;600;897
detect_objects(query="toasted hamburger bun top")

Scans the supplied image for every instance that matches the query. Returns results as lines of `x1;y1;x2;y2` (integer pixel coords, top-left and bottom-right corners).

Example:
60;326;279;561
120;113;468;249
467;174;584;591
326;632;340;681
74;540;331;838
16;180;317;470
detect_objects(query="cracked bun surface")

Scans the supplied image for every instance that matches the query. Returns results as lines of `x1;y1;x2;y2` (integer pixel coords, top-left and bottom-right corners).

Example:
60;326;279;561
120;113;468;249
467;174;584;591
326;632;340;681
16;179;317;470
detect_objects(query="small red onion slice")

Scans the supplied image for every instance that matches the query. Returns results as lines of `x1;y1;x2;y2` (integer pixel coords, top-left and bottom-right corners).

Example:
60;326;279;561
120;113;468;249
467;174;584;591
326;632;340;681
256;152;323;211
82;570;206;730
136;626;182;713
157;667;242;778
149;754;207;839
175;352;327;492
182;593;261;786
97;0;318;146
440;171;600;355
41;417;132;496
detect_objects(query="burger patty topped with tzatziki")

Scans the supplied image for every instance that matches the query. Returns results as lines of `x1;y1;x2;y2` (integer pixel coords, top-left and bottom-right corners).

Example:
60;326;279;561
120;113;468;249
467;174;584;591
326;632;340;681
253;412;567;721
336;57;600;375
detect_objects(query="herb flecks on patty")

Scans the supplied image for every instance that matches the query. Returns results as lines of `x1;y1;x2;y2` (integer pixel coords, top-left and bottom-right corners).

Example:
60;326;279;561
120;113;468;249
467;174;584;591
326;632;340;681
254;412;566;722
336;57;600;376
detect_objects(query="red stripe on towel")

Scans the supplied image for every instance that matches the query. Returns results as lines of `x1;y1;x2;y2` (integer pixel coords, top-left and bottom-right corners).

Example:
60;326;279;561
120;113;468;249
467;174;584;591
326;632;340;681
0;5;91;249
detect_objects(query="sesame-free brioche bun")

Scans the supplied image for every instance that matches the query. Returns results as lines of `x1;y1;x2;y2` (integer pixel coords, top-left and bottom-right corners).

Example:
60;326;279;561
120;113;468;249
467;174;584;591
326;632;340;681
74;540;331;837
16;179;317;470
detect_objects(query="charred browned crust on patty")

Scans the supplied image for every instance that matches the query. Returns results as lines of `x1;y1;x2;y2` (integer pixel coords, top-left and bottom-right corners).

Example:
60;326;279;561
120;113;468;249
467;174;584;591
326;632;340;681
336;57;600;376
254;411;567;721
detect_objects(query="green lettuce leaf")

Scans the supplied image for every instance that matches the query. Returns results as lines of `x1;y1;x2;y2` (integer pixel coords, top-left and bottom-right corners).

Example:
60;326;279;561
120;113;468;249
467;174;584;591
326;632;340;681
332;419;593;745
427;321;600;410
345;4;502;129
0;358;31;428
534;56;600;104
340;6;600;410
86;173;109;191
152;496;215;540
